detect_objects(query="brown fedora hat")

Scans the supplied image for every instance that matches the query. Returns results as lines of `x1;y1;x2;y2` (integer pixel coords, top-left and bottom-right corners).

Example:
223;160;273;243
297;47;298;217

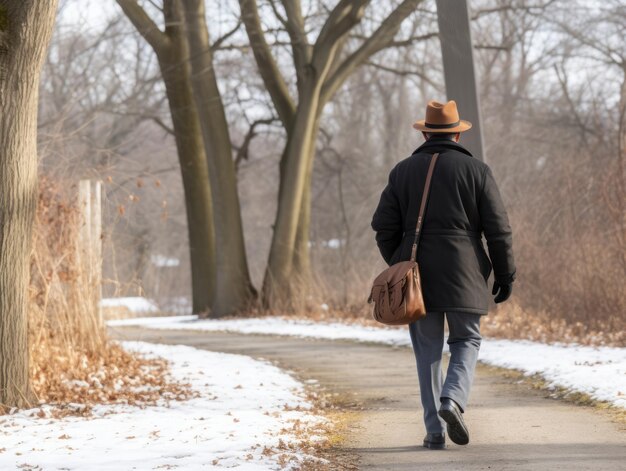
413;100;472;133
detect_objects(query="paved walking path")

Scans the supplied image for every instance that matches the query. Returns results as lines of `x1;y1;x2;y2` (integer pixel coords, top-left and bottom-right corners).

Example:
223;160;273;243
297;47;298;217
111;326;626;470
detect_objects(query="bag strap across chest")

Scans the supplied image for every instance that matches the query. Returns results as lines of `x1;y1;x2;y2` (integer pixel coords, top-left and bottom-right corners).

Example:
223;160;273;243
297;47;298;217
410;152;440;262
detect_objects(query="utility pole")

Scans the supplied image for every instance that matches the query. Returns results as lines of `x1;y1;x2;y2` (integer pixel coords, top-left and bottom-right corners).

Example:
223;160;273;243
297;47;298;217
436;0;485;162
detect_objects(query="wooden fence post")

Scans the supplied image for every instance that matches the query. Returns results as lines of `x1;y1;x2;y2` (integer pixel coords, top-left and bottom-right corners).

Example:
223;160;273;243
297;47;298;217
78;179;103;326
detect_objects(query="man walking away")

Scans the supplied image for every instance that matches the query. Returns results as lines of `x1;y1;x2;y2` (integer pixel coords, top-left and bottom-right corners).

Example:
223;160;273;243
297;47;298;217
371;100;516;449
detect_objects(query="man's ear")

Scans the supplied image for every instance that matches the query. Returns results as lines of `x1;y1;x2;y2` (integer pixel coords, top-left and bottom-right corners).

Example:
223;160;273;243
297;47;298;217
454;133;461;142
422;132;429;140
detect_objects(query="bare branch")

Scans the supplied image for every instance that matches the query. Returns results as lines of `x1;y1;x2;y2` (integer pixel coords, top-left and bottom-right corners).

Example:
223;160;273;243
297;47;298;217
234;117;278;170
553;63;597;145
552;18;624;66
238;0;295;126
321;0;423;105
212;19;242;51
312;0;369;74
146;0;163;12
382;31;438;48
474;44;510;51
471;0;558;21
279;0;312;87
151;115;175;135
162;0;184;40
116;0;169;54
365;60;439;88
267;0;288;25
316;0;368;47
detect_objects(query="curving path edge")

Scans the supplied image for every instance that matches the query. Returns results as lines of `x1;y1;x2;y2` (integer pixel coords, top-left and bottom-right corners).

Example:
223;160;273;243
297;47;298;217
111;326;626;471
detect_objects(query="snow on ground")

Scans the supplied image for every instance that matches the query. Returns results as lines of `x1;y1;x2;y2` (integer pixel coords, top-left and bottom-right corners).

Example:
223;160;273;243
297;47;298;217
109;315;412;346
476;340;626;406
101;297;192;316
109;315;626;409
0;342;326;470
100;296;159;314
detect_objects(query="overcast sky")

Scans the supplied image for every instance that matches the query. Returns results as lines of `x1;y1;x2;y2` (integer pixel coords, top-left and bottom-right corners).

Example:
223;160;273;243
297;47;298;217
59;0;117;29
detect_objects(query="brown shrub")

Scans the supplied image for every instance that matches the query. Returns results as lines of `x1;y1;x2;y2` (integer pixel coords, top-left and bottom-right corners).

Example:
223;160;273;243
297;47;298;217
23;177;192;415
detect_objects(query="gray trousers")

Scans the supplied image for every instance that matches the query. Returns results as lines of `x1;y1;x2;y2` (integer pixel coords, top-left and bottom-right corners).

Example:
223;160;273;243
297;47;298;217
408;312;482;434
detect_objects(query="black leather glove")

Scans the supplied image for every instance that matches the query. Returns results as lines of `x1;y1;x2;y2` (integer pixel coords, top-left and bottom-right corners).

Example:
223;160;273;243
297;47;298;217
492;281;512;303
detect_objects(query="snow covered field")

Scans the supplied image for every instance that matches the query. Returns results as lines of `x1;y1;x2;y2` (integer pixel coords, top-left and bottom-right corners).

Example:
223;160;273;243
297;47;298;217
0;342;326;470
110;315;626;409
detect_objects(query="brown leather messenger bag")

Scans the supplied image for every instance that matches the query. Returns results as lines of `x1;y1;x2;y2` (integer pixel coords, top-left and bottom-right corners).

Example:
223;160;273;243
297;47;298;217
368;152;440;325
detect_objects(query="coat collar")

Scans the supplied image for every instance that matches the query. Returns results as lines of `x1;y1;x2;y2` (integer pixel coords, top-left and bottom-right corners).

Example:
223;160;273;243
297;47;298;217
412;138;474;158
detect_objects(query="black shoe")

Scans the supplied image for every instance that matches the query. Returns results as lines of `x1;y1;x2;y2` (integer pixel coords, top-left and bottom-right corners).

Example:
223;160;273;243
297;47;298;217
438;398;469;445
423;432;446;450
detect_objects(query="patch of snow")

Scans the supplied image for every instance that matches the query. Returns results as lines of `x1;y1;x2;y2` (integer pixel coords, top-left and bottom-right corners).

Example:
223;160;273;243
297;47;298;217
535;155;547;169
108;315;626;409
478;340;626;407
109;314;198;327
100;297;159;314
307;239;345;249
150;254;180;267
0;342;326;470
109;315;410;346
323;238;343;249
160;296;193;315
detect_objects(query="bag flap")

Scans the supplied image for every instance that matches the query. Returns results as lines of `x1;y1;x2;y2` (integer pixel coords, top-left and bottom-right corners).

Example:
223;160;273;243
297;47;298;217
371;261;417;288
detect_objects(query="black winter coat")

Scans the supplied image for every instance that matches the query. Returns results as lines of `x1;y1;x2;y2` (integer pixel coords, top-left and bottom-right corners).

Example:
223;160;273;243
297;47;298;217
371;138;516;315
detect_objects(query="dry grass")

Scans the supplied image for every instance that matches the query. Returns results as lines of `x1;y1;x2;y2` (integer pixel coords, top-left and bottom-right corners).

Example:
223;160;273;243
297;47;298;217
482;298;625;347
248;284;624;347
270;260;626;347
12;178;193;417
272;375;361;470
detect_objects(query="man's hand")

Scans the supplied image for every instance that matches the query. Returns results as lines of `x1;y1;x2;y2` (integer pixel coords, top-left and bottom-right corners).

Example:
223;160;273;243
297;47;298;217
492;281;512;303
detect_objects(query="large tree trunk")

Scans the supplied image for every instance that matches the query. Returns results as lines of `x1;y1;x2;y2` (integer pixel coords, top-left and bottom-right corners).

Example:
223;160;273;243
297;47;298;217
117;0;217;316
269;98;322;308
158;3;215;315
183;0;256;316
262;83;321;306
0;0;58;410
291;116;321;280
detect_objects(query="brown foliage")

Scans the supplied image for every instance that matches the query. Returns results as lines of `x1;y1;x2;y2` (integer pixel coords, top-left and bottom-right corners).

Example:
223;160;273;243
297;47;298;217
11;177;193;416
482;299;625;347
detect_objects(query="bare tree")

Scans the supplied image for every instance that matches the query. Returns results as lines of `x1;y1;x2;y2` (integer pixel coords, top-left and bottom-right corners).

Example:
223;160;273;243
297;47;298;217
117;0;217;315
238;0;426;305
39;18;167;173
552;0;626;304
183;0;257;315
0;0;58;409
551;0;625;255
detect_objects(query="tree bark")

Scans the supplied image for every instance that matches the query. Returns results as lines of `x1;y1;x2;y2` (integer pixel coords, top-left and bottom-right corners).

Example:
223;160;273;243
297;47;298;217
292;173;312;276
117;0;217;315
241;0;421;308
0;0;58;410
292;116;322;279
262;83;322;305
183;0;256;316
158;2;215;315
